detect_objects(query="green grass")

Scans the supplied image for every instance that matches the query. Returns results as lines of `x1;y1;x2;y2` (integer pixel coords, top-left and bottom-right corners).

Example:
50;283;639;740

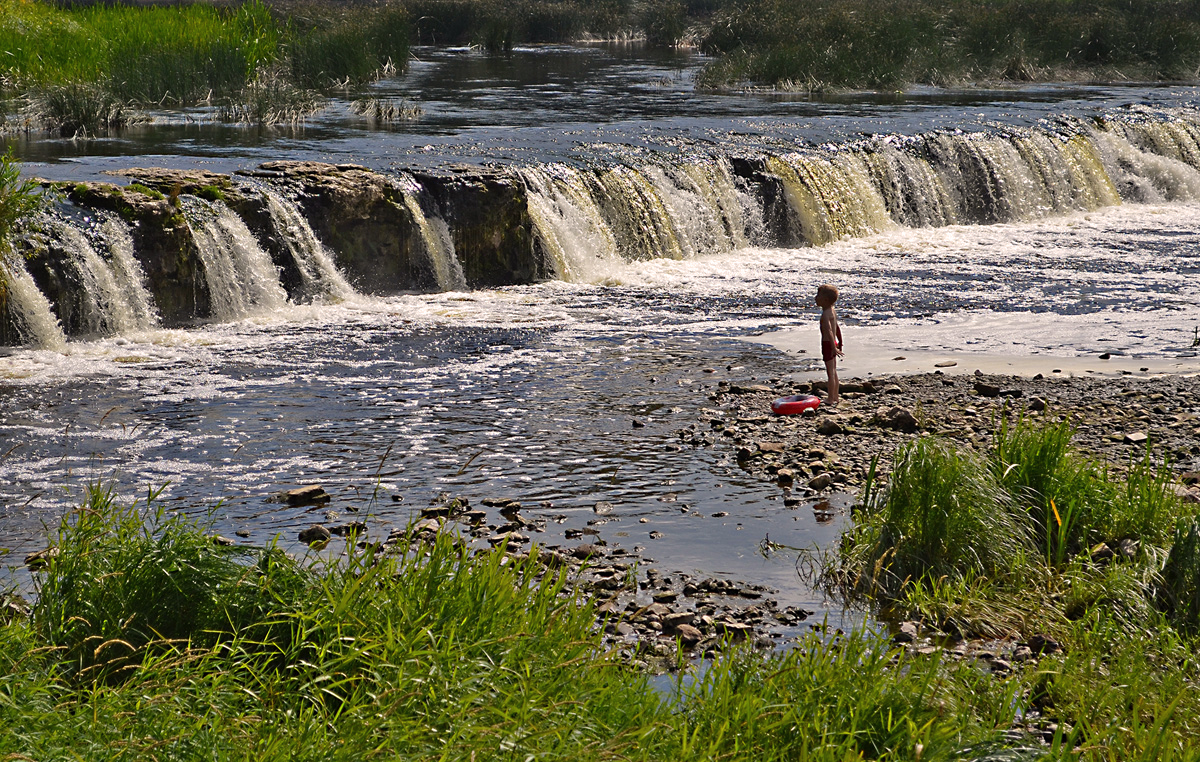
0;147;51;300
0;0;409;132
1;465;1199;757
833;437;1035;602
698;0;1200;91
0;480;1100;761
819;416;1200;757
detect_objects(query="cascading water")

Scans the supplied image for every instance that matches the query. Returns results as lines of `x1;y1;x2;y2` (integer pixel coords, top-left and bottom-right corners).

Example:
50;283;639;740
395;176;466;292
183;197;289;321
520;164;622;283
10;105;1200;350
856;138;957;227
586;165;686;261
262;189;357;303
1;258;67;349
643;158;752;258
766;153;893;245
50;218;158;336
100;218;159;331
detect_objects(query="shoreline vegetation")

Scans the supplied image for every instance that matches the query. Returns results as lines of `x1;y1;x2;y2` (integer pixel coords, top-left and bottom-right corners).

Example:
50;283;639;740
2;372;1200;759
3;0;1200;135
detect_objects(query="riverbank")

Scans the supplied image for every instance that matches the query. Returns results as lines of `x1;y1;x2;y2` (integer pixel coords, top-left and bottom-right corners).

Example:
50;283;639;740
3;360;1200;758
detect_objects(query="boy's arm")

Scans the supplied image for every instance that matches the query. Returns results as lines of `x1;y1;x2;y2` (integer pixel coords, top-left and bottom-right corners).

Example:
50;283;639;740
835;320;844;356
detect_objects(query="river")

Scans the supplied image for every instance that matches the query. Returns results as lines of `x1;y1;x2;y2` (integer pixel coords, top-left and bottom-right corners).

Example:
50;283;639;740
3;44;1200;628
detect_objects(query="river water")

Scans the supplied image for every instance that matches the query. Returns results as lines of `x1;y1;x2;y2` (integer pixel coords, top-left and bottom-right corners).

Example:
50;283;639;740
3;44;1200;625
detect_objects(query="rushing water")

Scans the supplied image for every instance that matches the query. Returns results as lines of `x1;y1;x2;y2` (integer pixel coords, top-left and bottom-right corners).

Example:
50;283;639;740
4;45;1200;628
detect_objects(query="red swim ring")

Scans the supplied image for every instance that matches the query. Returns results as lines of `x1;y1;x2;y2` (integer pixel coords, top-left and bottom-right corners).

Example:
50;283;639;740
770;394;820;415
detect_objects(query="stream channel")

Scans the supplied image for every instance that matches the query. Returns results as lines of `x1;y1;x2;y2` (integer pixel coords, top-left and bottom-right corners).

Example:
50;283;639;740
3;44;1200;639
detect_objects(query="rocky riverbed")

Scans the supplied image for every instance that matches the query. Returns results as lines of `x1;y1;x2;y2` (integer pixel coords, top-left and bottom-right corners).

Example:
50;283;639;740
271;370;1200;673
19;369;1200;675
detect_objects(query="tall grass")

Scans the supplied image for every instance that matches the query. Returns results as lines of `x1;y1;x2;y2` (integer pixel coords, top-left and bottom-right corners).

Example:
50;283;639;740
0;480;1066;760
835;437;1034;601
698;0;1200;90
2;0;410;132
1156;518;1200;634
828;416;1191;636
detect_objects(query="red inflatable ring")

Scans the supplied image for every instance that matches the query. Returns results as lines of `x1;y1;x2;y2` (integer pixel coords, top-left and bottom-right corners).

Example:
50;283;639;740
770;394;820;415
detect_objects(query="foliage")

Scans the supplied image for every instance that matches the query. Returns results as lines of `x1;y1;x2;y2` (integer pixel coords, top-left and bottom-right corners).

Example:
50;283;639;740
0;147;47;280
405;0;630;48
697;0;1200;90
0;0;409;131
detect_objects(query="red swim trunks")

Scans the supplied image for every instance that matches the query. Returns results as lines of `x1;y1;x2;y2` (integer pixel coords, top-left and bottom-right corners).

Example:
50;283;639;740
822;340;838;362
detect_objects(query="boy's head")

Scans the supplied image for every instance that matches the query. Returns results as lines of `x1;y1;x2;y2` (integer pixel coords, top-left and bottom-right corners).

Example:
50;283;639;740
815;283;839;308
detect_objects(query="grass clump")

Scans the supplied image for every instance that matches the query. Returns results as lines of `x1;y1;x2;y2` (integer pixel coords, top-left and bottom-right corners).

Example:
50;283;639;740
350;96;424;123
829;415;1191;635
0;148;47;263
822;415;1200;756
838;438;1033;601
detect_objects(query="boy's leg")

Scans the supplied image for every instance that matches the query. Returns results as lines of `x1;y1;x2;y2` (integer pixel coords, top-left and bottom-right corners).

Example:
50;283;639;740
825;358;839;405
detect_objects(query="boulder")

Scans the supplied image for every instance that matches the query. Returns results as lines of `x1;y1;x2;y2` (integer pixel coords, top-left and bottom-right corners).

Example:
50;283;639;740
875;406;919;433
298;524;331;546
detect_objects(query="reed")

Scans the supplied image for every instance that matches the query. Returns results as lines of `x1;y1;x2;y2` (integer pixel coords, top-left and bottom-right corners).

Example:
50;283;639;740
698;0;1200;90
1;0;410;131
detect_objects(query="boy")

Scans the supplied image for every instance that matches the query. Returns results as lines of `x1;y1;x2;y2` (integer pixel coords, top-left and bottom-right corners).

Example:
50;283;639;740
816;284;843;406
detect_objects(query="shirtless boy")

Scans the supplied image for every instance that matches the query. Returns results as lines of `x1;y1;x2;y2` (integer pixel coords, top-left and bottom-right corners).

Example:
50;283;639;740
816;284;844;406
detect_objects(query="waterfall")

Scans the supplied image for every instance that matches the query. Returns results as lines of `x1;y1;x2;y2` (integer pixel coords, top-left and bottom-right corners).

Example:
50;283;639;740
395;176;467;292
521;164;622;283
262;189;357;303
1;258;67;349
643;157;752;258
52;218;159;336
857;138;956;227
100;218;159;330
183;198;289;320
1091;121;1200;203
586;165;685;261
766;152;892;245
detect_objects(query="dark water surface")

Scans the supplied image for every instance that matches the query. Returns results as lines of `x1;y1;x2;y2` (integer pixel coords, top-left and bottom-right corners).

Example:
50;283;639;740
15;43;1200;180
